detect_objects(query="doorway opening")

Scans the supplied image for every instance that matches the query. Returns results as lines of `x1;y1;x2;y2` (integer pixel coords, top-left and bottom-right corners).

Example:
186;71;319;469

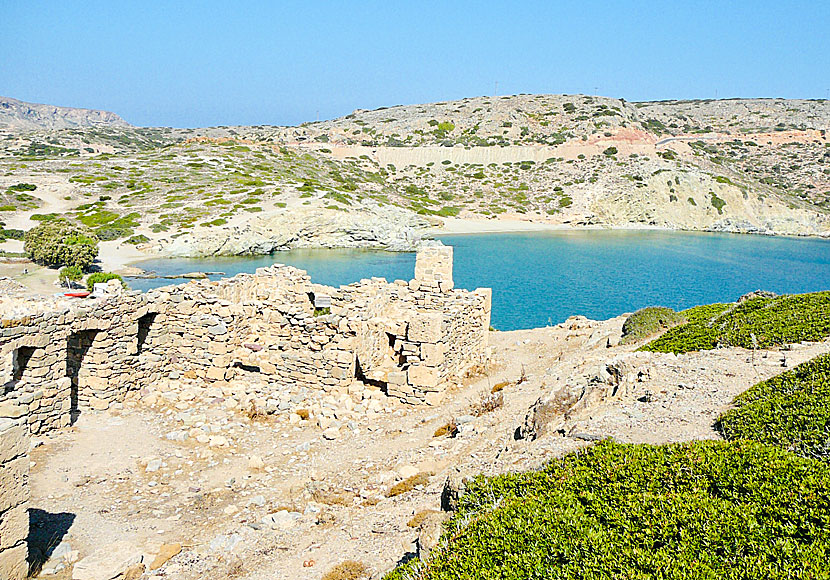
66;330;100;423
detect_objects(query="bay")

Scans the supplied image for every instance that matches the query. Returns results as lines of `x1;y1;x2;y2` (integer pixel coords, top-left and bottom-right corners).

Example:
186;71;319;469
131;230;830;331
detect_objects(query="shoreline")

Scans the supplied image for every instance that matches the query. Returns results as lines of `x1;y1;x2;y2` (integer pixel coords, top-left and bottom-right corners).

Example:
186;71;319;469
431;217;670;235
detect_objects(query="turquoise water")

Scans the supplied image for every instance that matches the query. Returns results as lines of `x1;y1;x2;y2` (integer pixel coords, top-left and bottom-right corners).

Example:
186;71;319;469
131;231;830;331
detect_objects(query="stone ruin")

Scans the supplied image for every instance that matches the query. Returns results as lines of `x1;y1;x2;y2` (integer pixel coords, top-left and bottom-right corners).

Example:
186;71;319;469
0;245;490;577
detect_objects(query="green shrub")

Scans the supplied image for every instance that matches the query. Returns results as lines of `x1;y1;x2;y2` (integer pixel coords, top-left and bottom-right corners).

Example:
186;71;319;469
602;146;618;156
86;272;126;291
0;228;24;240
24;220;99;270
711;192;727;214
718;353;830;461
59;266;83;284
620;306;686;344
641;292;830;354
125;234;150;245
7;183;37;192
386;440;830;580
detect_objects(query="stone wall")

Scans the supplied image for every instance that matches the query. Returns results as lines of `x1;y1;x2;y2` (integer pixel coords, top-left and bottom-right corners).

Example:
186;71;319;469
0;245;491;433
0;416;28;580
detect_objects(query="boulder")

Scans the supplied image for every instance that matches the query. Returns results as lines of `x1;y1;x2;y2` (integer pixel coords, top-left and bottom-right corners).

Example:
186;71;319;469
72;541;142;580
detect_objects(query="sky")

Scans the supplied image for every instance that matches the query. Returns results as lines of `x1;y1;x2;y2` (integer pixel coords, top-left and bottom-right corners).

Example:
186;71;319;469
1;1;828;128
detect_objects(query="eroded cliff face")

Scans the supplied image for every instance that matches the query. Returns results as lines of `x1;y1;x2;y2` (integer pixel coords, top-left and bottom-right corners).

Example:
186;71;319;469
161;203;433;257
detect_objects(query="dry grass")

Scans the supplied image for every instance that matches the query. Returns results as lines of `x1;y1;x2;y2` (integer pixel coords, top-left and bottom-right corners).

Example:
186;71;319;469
245;402;267;422
471;391;504;417
433;419;458;438
407;509;441;528
321;560;368;580
491;380;511;393
296;408;310;420
387;473;430;497
311;488;356;506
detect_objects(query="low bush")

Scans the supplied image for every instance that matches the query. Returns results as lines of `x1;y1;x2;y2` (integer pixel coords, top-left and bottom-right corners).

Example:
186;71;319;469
641;291;830;353
620;306;686;344
24;220;99;270
385;440;830;580
58;266;83;285
7;183;36;192
387;473;429;497
322;560;368;580
718;353;830;461
86;272;126;291
0;228;24;240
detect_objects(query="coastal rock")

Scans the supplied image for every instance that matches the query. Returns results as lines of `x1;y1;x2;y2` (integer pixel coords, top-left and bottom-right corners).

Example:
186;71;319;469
161;203;432;257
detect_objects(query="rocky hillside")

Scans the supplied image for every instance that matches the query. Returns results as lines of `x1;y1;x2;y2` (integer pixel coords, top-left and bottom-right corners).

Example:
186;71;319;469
0;96;130;130
0;95;828;257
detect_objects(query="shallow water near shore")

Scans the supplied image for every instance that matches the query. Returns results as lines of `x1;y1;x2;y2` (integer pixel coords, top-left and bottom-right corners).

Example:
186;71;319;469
132;230;830;331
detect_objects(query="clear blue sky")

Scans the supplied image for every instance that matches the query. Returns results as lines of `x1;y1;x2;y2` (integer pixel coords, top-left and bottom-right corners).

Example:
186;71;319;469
2;1;828;128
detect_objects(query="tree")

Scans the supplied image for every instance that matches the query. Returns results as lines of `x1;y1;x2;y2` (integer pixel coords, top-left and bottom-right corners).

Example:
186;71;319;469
24;220;99;270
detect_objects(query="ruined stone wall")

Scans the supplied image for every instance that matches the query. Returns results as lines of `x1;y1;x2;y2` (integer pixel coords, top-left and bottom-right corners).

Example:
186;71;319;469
0;245;491;433
0;288;154;435
0;416;28;580
140;265;358;394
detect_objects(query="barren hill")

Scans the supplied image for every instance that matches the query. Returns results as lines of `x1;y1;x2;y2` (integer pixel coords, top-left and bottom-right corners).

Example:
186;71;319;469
0;96;130;130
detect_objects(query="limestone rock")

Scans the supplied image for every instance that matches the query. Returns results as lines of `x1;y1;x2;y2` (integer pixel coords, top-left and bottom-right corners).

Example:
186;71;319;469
149;543;181;571
72;541;142;580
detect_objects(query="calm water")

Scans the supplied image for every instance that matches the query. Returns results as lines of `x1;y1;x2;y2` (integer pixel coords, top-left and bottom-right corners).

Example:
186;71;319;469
132;231;830;331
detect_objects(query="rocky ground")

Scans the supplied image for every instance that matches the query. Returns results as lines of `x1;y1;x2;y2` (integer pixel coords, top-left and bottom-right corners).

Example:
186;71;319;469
26;316;830;580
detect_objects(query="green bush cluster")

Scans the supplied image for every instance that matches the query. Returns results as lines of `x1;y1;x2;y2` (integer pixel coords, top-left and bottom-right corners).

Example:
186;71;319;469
86;272;126;291
718;353;830;461
59;266;83;284
641;291;830;353
386;440;830;580
620;306;687;344
0;227;24;242
24;220;99;270
7;183;37;192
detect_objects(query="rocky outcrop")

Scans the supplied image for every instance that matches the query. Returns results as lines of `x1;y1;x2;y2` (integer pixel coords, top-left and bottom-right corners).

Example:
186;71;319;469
516;352;653;440
162;203;432;257
0;96;130;130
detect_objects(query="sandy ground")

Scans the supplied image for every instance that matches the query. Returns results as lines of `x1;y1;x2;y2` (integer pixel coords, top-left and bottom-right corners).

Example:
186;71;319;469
25;317;830;580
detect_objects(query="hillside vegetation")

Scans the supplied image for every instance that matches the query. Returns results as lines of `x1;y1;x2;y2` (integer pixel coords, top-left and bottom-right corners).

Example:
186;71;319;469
1;94;828;256
718;353;830;461
386;440;830;580
620;306;687;344
641;291;830;353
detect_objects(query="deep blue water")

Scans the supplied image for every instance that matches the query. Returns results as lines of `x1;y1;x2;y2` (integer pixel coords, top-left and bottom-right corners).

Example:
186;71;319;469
131;231;830;331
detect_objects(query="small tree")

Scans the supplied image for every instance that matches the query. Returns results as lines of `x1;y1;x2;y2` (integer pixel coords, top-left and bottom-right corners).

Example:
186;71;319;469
58;266;83;287
24;220;99;270
603;146;618;156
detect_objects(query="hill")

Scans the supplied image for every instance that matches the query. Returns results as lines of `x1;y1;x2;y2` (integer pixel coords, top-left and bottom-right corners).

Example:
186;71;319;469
0;95;131;130
0;94;828;261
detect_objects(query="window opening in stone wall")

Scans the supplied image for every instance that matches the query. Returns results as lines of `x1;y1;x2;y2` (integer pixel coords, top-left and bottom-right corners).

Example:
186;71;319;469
12;346;37;382
66;330;100;423
136;313;157;354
